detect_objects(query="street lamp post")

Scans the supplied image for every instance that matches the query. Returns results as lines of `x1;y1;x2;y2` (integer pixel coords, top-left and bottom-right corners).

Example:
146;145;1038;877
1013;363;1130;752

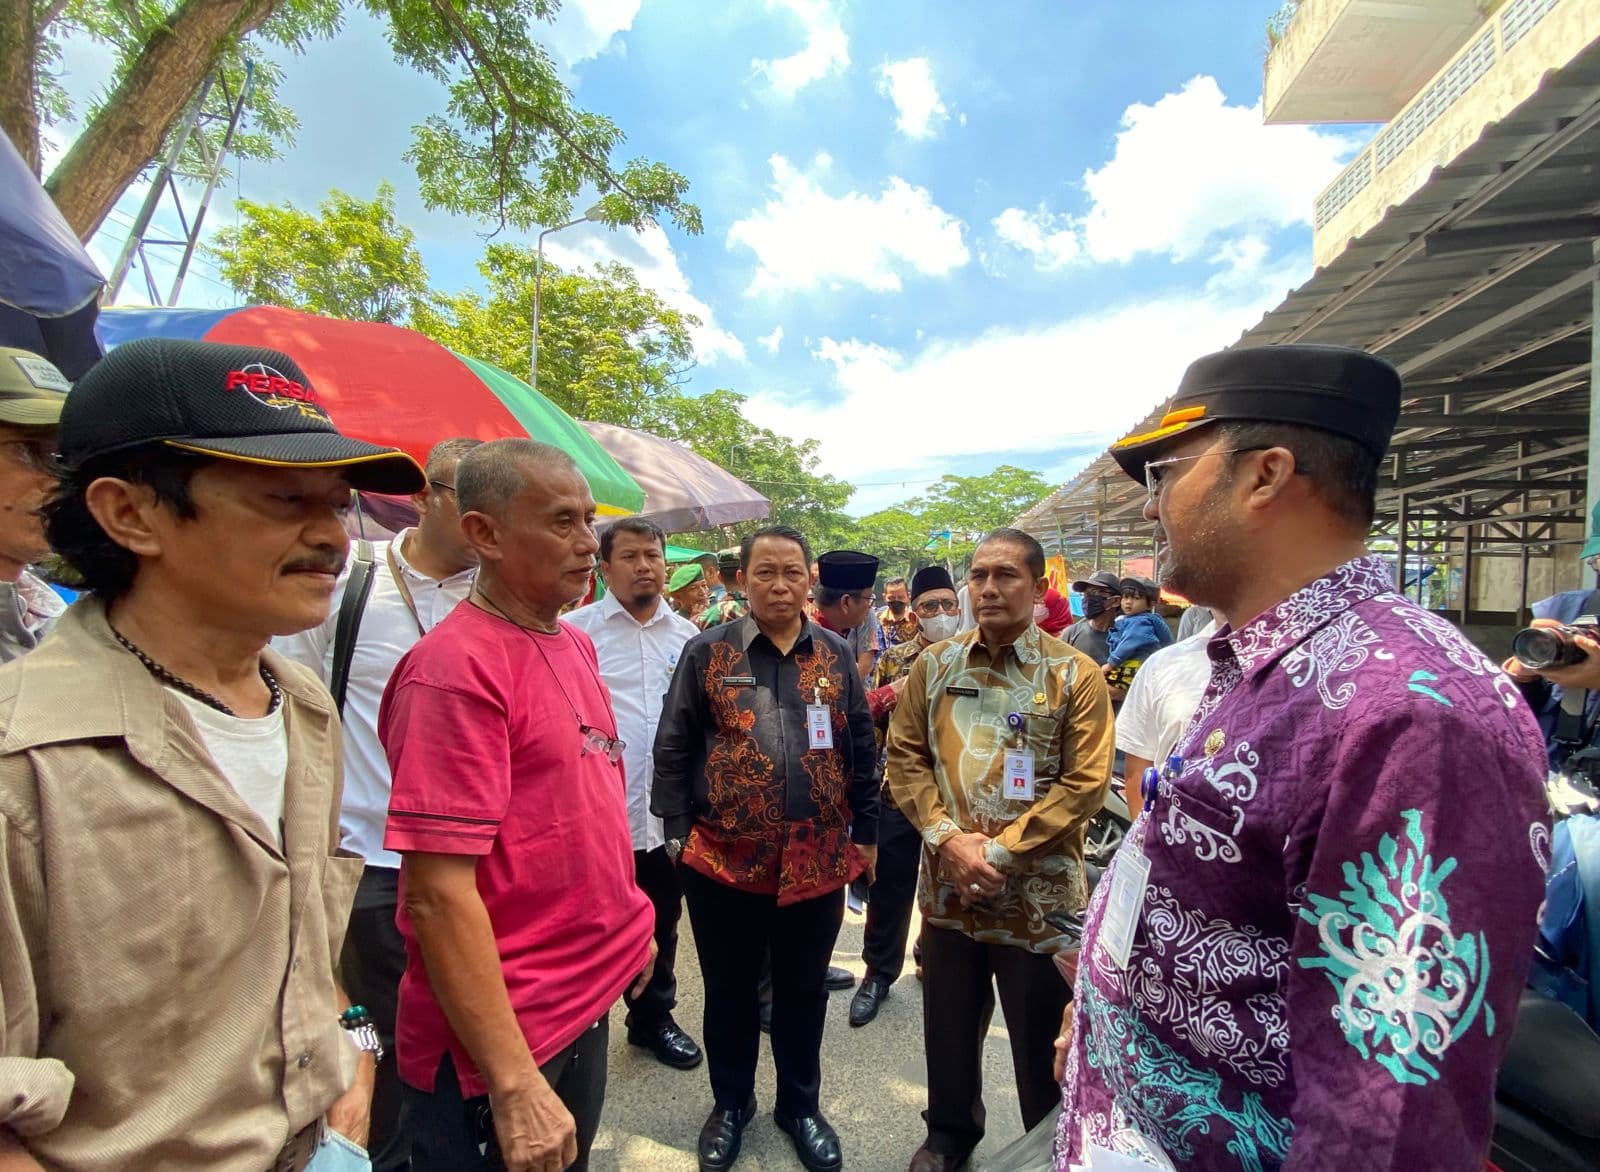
531;202;606;391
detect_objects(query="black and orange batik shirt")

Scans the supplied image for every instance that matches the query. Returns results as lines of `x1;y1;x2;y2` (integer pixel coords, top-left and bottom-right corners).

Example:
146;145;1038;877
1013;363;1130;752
651;615;880;905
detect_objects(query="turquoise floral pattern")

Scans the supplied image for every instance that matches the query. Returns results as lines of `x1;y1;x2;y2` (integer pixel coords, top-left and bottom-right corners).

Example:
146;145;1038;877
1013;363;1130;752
1297;809;1493;1086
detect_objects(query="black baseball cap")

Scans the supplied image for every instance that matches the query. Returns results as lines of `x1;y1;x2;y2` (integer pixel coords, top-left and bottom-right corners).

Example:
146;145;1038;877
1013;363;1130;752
1111;343;1402;483
59;337;424;494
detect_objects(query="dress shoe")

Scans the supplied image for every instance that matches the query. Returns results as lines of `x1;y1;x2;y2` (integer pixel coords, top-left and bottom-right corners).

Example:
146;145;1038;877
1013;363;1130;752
849;975;891;1027
775;1111;842;1172
907;1145;964;1172
627;1019;703;1070
824;965;855;991
697;1096;757;1172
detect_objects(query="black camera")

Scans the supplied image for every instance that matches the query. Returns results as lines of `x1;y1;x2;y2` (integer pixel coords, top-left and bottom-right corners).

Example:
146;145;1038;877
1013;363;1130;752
1512;615;1600;671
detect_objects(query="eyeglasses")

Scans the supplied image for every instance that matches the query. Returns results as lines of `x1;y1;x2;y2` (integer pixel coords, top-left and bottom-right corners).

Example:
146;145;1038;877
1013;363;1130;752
1143;446;1312;498
580;724;626;764
429;480;456;496
914;598;960;616
0;438;57;473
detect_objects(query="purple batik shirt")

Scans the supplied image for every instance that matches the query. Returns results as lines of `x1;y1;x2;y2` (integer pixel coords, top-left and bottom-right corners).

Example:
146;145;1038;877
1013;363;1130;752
1057;555;1550;1171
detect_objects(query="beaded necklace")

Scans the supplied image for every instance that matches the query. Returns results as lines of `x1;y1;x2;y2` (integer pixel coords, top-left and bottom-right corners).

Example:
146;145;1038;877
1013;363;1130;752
110;626;282;718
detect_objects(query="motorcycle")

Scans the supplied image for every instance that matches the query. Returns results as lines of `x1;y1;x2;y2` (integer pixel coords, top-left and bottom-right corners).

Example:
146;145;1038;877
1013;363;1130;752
1084;770;1132;875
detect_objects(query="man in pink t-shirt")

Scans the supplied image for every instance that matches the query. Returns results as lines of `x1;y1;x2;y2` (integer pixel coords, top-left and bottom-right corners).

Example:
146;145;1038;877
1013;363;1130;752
380;439;654;1172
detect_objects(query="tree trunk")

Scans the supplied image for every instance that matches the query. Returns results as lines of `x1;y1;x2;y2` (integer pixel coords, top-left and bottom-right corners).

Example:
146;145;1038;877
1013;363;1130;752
44;0;277;243
0;0;40;175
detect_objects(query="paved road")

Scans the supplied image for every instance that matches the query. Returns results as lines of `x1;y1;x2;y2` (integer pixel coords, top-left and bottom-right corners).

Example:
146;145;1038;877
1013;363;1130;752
587;907;1034;1171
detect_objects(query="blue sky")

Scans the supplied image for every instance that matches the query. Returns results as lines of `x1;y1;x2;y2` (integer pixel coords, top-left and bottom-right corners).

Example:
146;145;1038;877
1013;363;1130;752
60;0;1364;514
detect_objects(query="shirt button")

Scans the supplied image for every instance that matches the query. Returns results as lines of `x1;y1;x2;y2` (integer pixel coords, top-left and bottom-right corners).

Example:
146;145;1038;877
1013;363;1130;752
297;1051;313;1069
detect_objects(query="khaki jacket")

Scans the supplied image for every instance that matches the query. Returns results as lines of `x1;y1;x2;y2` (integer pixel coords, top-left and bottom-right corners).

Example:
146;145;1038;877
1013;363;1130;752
0;601;361;1170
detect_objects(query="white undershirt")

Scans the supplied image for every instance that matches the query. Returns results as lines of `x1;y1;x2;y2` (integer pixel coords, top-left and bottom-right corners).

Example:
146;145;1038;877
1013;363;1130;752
174;690;289;849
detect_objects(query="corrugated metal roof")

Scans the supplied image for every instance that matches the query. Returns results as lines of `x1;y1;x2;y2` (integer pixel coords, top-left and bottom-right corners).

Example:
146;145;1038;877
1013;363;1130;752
1018;36;1600;570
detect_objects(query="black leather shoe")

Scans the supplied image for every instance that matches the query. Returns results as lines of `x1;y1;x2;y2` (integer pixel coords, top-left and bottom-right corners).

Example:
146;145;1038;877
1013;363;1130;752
849;974;891;1027
908;1145;964;1171
775;1111;842;1171
628;1019;703;1070
698;1096;757;1172
824;965;855;991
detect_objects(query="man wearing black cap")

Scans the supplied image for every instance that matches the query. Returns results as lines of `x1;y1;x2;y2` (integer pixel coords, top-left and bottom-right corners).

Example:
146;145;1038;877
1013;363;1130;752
813;549;882;681
849;564;963;1027
0;338;425;1169
0;349;71;663
1057;344;1550;1171
1063;570;1122;666
653;525;879;1172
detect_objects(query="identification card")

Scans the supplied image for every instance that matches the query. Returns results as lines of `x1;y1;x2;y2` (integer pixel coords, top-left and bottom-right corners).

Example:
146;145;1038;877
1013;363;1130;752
1098;839;1151;971
806;704;834;750
1003;749;1036;800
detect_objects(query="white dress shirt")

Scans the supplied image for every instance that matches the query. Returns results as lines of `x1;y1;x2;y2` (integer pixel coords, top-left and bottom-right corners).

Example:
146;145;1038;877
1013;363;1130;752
563;591;699;853
1114;620;1217;766
273;529;476;866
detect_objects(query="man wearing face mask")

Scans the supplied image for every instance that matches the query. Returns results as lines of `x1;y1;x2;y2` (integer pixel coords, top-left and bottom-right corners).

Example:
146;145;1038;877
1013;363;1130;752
877;577;919;647
1062;571;1121;666
851;566;963;1026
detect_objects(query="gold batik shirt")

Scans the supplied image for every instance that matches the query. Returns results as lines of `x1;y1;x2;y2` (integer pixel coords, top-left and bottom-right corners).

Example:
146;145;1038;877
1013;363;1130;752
885;624;1112;953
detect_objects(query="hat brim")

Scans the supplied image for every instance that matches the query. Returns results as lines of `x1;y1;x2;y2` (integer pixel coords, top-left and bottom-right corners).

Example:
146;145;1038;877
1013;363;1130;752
1582;533;1600;560
1109;416;1216;483
0;397;66;428
164;433;424;495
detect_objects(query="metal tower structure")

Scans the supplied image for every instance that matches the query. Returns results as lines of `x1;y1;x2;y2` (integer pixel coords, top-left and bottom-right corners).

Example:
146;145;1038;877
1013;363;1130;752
106;63;253;306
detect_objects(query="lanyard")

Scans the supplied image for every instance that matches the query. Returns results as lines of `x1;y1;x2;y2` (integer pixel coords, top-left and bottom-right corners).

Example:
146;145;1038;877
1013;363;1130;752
384;544;427;639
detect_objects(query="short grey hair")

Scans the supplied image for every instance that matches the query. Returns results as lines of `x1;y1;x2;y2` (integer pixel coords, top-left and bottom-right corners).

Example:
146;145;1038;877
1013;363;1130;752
424;436;483;485
456;438;579;517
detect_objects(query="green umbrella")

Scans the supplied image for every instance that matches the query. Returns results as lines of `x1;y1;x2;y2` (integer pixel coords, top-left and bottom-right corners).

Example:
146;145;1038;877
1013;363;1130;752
452;350;644;516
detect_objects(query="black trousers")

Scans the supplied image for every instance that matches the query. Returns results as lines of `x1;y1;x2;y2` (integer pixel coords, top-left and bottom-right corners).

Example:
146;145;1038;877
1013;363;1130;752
920;924;1071;1161
681;866;844;1120
402;1021;609;1171
339;866;409;1172
623;845;682;1032
860;798;922;983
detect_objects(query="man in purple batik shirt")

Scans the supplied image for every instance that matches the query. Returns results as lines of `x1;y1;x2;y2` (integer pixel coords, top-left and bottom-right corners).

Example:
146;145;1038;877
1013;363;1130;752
1056;345;1550;1172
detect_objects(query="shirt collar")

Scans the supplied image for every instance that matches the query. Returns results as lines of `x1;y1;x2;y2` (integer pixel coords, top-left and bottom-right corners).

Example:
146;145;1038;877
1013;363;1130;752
740;612;817;655
389;528;476;585
597;590;673;628
1214;553;1398;680
963;621;1043;666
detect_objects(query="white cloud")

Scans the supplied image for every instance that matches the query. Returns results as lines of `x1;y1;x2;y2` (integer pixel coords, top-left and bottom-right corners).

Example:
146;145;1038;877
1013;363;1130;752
542;0;642;66
992;206;1081;271
727;153;970;295
876;57;949;139
1079;75;1354;264
545;224;746;365
743;259;1307;513
758;325;785;354
751;0;849;98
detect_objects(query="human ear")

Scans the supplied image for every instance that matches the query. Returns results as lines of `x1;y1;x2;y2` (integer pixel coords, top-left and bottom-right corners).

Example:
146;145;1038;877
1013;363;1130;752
83;477;165;559
458;510;502;562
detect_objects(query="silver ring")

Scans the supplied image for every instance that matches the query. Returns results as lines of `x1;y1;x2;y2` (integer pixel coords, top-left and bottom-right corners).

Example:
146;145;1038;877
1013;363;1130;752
968;882;982;894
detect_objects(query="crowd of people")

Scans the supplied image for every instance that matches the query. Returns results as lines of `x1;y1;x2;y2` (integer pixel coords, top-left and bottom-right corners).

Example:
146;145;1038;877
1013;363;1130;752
0;334;1584;1172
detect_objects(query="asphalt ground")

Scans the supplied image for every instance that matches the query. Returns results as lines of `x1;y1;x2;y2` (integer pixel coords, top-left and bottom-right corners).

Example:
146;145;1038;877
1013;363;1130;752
587;905;1031;1172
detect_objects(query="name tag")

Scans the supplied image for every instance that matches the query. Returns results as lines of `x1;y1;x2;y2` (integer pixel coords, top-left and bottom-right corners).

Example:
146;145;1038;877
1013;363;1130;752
721;675;756;687
806;704;834;750
946;685;979;697
1003;749;1036;801
1098;835;1151;971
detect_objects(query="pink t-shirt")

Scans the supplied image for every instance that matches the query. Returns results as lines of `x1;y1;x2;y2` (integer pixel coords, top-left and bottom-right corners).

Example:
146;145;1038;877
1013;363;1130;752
380;602;652;1095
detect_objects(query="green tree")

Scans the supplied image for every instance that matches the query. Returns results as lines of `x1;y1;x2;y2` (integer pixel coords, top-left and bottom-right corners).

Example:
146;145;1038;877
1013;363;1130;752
208;183;429;323
6;0;700;242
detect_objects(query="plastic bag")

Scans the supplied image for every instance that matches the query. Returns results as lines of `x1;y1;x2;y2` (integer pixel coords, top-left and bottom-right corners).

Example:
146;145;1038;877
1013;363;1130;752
975;1104;1059;1172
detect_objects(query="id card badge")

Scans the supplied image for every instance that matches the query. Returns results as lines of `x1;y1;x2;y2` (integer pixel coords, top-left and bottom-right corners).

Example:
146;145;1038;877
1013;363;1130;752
1003;749;1036;800
1097;833;1151;970
806;704;834;750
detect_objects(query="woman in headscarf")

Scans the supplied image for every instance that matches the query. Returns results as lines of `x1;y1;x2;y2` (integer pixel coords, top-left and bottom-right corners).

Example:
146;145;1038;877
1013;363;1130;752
1036;586;1074;637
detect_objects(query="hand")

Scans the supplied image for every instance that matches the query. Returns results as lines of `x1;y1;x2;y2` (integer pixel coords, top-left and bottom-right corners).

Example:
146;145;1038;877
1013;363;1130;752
1520;619;1600;690
889;675;908;697
1052;1001;1076;1083
1501;654;1539;685
629;937;659;1001
324;1053;375;1150
857;843;879;884
939;832;1005;902
489;1071;577;1172
1106;684;1127;702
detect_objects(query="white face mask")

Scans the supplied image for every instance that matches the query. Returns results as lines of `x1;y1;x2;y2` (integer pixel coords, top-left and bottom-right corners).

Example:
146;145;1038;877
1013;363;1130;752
921;613;962;642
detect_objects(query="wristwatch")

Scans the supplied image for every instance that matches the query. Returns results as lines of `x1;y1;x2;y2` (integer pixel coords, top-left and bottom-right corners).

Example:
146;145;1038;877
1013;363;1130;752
340;1005;384;1063
665;837;685;862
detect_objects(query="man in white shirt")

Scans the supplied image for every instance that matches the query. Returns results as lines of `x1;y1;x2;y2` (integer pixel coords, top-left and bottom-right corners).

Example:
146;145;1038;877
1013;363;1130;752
565;517;705;1070
274;435;482;1169
1115;618;1216;819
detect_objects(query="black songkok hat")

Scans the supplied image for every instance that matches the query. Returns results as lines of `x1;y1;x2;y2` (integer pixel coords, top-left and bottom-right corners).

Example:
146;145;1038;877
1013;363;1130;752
1110;343;1401;483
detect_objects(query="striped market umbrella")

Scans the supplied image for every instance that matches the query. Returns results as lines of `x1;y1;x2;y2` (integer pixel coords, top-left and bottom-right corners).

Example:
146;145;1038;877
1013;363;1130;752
95;304;645;515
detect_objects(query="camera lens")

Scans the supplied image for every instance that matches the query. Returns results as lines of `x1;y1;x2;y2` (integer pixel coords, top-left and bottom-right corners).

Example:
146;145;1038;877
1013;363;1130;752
1512;628;1567;671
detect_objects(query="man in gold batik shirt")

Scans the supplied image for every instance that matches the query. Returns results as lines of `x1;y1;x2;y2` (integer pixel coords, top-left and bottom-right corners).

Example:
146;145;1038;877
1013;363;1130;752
886;528;1112;1172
